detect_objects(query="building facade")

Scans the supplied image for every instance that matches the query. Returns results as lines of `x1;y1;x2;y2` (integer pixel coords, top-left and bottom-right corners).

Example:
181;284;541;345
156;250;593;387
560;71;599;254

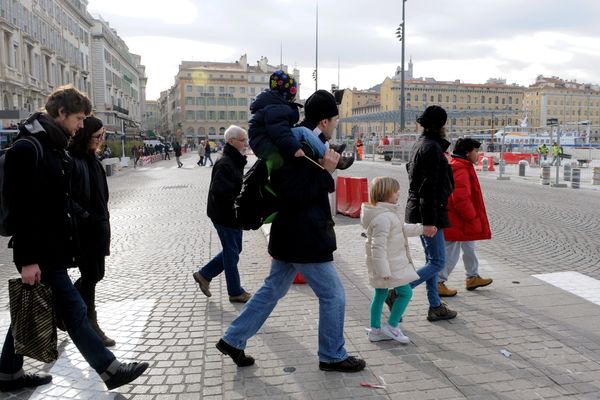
524;76;600;143
0;0;93;143
165;54;300;143
338;88;381;137
89;17;145;137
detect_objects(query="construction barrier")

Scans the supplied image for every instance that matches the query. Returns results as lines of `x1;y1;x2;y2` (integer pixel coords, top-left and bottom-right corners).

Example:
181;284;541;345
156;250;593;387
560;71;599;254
293;272;306;284
336;176;368;218
476;155;495;172
502;152;537;165
564;163;572;181
592;167;600;185
335;176;350;214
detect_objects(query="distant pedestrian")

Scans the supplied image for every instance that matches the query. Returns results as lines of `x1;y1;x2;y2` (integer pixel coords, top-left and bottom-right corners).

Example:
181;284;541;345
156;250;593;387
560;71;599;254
361;177;422;344
192;126;250;302
69;115;116;347
173;141;183;168
437;138;493;297
164;142;171;160
550;142;559;166
197;140;205;166
203;141;213;166
387;105;457;322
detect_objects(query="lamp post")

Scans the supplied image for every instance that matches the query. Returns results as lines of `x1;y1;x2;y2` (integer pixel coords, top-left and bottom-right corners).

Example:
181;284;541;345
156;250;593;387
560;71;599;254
396;0;407;131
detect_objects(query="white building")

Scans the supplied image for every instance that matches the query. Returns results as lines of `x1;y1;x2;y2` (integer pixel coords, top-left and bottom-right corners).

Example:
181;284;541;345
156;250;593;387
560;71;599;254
0;0;93;143
89;16;146;136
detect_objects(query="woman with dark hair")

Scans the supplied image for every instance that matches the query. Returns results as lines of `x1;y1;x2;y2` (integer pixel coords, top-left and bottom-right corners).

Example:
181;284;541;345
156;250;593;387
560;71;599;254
69;115;115;347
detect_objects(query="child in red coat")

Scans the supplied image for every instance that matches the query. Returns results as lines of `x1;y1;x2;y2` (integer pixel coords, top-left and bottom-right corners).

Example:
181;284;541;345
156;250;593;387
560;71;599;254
438;138;493;296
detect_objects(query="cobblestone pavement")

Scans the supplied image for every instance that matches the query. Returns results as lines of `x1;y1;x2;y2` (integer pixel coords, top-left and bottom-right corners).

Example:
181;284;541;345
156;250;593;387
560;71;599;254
0;153;599;399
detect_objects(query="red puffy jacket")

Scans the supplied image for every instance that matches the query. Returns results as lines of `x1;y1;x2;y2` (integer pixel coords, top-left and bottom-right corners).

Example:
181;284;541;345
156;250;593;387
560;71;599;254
443;156;491;242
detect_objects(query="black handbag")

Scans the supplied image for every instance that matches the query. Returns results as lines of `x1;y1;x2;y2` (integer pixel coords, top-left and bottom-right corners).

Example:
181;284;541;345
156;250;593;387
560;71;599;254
8;279;58;363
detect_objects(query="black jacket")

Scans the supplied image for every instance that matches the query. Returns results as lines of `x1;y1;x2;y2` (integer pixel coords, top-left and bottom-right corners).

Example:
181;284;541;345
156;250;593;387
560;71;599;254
248;90;302;159
4;113;76;270
70;153;111;259
268;157;336;263
207;143;247;228
405;132;454;228
173;143;182;157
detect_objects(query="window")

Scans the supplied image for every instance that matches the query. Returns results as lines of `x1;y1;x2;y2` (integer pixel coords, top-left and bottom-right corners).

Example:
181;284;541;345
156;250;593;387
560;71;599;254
250;87;256;94
229;87;235;94
208;86;214;93
197;110;205;120
218;98;226;106
438;94;442;102
185;110;195;120
219;111;226;120
219;86;225;93
185;97;194;105
208;111;216;120
414;94;418;101
229;111;236;120
197;86;204;93
185;85;192;92
197;97;205;105
208;127;216;135
239;111;247;120
240;87;246;94
207;97;216;105
228;97;237;106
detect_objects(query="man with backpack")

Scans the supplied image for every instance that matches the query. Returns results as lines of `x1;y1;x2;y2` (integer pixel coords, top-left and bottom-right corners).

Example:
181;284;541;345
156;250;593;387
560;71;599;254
0;85;149;392
215;90;366;373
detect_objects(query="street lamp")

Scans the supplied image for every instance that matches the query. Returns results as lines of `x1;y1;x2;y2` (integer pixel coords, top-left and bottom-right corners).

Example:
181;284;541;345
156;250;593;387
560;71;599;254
396;0;407;131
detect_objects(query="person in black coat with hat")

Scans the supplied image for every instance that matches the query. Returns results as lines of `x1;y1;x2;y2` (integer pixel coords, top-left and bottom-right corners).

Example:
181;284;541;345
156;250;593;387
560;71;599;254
69;115;115;347
388;105;457;322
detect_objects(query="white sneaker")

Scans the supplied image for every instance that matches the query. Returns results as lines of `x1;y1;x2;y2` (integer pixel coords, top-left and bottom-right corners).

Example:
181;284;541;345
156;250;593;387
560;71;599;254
381;323;410;344
365;327;392;342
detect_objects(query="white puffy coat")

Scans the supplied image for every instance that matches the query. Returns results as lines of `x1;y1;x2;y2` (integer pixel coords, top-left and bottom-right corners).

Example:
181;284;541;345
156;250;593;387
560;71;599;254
360;202;423;289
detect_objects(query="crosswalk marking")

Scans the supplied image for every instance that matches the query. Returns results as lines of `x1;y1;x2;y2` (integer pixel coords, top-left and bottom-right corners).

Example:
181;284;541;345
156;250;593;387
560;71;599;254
533;271;600;306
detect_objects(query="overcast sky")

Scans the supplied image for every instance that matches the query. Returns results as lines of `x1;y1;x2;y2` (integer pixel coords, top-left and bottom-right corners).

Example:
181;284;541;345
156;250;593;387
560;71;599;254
87;0;600;101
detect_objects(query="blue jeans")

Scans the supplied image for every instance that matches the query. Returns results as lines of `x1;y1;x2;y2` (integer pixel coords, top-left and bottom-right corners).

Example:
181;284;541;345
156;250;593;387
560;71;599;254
199;223;245;296
0;267;116;378
292;127;326;158
223;259;348;363
410;229;446;308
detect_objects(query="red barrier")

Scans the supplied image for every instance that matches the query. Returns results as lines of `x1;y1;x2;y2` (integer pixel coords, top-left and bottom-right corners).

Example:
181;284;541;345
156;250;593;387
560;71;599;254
343;177;368;218
502;152;537;165
476;155;495;172
293;272;306;284
336;176;350;214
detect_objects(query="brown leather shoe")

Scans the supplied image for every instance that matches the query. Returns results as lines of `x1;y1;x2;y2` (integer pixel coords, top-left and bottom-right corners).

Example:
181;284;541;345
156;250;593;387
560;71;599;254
438;282;458;297
90;319;116;347
193;271;212;297
229;291;251;303
466;275;493;291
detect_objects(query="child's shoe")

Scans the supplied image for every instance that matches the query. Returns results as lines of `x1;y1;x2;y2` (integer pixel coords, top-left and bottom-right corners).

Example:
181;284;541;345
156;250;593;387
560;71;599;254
381;323;410;344
329;143;346;154
365;327;392;342
336;155;354;170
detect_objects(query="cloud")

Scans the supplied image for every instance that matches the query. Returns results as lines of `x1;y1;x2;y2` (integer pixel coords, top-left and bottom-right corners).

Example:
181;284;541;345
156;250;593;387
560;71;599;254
85;0;600;99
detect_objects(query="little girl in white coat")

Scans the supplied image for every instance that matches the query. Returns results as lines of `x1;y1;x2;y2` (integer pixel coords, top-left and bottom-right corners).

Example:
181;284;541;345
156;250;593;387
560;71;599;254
361;177;423;343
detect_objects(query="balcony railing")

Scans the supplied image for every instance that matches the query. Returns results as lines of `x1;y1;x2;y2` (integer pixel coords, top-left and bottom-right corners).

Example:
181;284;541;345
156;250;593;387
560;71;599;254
112;104;129;115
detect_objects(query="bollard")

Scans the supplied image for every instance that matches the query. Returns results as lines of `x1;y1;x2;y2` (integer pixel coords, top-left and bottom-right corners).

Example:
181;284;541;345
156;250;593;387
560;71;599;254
518;160;527;176
541;166;551;185
482;157;488;172
105;164;113;177
571;168;581;189
563;163;572;181
592;167;600;185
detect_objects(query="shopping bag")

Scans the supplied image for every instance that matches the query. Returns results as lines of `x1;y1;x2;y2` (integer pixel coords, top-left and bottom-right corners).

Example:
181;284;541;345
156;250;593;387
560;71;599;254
8;279;58;363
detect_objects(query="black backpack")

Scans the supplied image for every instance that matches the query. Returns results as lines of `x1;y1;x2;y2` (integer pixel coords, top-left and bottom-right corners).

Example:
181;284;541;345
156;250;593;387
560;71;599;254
0;135;44;236
234;159;279;230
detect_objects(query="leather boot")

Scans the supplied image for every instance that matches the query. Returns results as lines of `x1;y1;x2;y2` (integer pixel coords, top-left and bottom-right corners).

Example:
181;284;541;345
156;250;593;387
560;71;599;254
90;318;116;347
336;155;354;170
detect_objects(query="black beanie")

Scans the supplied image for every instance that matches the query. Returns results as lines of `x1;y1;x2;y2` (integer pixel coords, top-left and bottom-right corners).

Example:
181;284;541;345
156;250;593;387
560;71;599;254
417;105;447;130
304;90;338;123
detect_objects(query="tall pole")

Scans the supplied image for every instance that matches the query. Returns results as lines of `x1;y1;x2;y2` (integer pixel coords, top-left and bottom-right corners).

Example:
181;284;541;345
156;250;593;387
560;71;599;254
315;1;319;92
280;41;283;69
400;0;406;131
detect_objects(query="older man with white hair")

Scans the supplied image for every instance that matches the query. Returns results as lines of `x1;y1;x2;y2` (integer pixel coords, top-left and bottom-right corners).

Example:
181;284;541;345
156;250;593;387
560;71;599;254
192;125;251;303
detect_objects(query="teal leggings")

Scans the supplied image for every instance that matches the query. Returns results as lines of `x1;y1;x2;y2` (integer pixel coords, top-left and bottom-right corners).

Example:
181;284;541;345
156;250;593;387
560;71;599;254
371;285;412;328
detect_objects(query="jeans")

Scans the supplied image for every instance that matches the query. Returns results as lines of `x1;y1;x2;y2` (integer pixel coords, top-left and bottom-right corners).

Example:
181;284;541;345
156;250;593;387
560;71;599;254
204;152;213;166
199;223;245;296
410;229;446;308
0;267;116;378
223;258;348;363
292;127;326;158
439;241;479;282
